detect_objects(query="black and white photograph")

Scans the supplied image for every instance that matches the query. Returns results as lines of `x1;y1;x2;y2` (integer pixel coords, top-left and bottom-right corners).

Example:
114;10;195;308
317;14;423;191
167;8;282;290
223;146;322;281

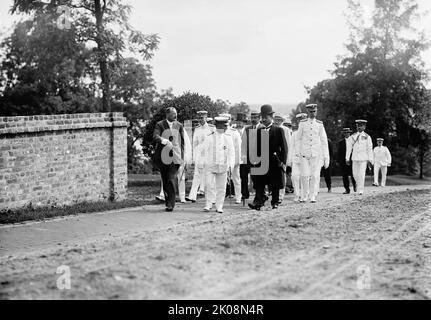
0;0;431;305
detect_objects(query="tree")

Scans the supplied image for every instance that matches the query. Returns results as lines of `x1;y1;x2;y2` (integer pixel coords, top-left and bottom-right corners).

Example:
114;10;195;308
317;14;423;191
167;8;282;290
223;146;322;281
141;92;229;163
0;14;99;115
10;0;160;111
304;0;430;177
229;102;250;118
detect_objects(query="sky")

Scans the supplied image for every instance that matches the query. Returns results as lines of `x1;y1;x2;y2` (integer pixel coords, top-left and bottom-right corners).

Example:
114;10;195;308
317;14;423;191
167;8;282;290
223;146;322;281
1;0;431;108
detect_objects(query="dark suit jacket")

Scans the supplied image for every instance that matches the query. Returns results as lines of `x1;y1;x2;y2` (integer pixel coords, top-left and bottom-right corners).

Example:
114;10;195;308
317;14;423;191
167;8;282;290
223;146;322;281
251;124;288;189
337;138;350;165
240;124;263;166
328;138;334;161
153;119;185;168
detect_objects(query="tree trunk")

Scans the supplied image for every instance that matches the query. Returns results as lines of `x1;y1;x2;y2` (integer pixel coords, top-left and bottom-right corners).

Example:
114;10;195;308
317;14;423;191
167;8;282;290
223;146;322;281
94;0;110;112
419;151;424;180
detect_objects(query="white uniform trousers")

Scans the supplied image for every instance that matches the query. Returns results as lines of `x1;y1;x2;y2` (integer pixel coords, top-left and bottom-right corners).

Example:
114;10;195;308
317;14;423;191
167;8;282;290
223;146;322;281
291;162;302;200
159;164;186;202
205;170;227;211
374;163;388;186
300;156;321;201
352;161;368;193
231;164;241;202
188;165;205;201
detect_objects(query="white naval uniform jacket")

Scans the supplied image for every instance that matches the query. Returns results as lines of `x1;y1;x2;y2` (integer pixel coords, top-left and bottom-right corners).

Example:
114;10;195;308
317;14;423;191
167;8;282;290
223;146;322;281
373;146;392;166
288;131;301;165
227;127;242;166
346;132;373;163
192;123;215;168
297;118;329;160
203;131;235;174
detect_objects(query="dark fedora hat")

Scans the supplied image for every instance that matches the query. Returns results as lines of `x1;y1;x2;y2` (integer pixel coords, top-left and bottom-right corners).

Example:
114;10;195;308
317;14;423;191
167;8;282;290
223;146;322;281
260;105;275;116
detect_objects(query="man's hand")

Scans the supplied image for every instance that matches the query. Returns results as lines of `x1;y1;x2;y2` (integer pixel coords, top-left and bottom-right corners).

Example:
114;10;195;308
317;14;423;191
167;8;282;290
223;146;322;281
324;158;330;169
388;164;391;167
346;160;351;166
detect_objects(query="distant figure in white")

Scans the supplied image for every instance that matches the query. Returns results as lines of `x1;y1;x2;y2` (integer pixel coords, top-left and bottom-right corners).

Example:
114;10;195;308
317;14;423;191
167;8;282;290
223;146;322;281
346;120;374;195
373;138;392;187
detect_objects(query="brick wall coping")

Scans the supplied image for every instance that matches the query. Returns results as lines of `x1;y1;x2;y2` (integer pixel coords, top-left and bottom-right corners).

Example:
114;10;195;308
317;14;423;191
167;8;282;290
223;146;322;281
0;113;128;135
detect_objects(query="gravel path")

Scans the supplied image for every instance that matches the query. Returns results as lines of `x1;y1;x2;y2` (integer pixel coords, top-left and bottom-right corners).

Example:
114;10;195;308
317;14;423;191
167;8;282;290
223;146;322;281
0;185;430;300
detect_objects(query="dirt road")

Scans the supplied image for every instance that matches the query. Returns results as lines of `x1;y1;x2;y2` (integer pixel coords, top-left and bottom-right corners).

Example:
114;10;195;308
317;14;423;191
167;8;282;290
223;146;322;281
1;185;430;300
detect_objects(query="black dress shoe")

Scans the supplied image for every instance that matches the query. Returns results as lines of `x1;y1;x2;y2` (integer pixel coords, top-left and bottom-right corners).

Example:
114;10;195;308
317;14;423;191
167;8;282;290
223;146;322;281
248;203;261;211
353;186;357;192
343;191;350;194
272;204;278;209
185;197;196;203
165;207;174;212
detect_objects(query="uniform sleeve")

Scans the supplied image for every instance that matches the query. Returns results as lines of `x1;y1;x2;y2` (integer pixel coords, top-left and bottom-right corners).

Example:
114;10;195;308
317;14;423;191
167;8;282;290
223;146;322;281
368;137;374;163
288;133;295;165
240;128;248;163
227;135;235;170
235;131;242;165
297;121;304;146
202;134;211;166
386;147;392;165
320;124;329;160
192;129;199;163
183;129;192;164
346;136;353;161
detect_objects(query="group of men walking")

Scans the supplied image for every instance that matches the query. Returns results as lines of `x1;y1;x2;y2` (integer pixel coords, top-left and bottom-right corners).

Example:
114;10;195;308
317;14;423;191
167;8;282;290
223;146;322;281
152;104;392;212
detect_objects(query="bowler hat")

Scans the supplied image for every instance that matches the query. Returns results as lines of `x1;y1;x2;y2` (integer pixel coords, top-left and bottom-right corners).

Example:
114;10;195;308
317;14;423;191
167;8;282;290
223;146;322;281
261;105;275;116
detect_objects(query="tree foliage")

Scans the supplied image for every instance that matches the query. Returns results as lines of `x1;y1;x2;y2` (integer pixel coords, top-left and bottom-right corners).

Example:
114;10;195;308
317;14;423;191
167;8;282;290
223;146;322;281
229;102;250;118
305;0;430;177
8;0;160;111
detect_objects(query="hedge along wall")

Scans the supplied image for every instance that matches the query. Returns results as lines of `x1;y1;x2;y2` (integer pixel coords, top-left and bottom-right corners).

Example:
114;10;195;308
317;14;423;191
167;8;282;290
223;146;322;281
0;113;128;210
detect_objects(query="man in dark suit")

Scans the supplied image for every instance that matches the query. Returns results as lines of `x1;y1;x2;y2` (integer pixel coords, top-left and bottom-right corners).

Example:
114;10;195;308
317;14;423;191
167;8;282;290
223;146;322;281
153;107;185;211
240;111;263;201
321;138;334;192
248;105;288;210
337;127;356;194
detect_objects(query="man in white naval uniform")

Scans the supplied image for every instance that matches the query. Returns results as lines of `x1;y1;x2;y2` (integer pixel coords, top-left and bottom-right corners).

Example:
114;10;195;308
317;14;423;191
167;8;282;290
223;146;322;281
297;104;330;203
220;113;242;204
373;138;392;187
346;120;374;195
288;113;308;202
186;111;215;202
202;117;235;213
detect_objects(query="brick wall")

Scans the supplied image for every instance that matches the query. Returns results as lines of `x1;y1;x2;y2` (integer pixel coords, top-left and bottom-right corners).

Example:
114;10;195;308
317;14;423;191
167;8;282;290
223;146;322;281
0;113;128;210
